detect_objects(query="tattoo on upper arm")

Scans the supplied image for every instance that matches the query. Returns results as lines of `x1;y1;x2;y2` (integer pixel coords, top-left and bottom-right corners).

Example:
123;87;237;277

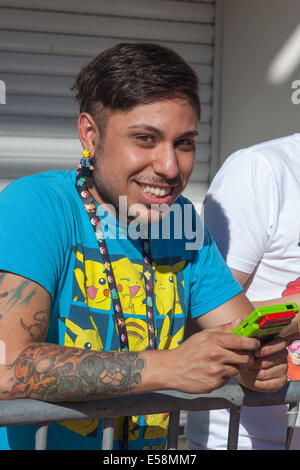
4;344;145;402
0;278;39;320
20;288;37;306
20;310;49;341
4;280;31;311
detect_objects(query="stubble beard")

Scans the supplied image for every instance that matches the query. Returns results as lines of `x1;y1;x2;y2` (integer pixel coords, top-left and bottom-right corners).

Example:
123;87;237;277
91;144;123;215
91;145;180;224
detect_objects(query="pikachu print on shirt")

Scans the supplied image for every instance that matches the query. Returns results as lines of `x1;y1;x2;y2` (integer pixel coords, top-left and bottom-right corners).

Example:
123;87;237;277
59;245;186;445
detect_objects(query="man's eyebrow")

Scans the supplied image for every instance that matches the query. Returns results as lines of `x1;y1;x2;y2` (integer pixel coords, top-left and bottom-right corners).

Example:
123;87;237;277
177;130;199;139
127;124;164;136
127;124;199;139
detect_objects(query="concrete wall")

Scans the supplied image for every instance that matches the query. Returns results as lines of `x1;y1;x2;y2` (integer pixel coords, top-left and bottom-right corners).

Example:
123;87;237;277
217;0;300;165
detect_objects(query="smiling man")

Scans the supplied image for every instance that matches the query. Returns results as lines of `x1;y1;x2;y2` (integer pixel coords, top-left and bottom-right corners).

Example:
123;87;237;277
83;96;197;224
0;43;288;451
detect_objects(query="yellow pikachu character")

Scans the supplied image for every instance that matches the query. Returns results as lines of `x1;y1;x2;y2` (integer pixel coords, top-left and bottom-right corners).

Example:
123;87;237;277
154;261;185;316
73;250;111;310
157;311;184;350
63;316;103;351
144;413;169;440
111;258;146;315
125;318;151;351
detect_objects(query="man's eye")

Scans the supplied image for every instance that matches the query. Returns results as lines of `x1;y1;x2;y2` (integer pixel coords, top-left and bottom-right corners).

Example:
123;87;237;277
136;135;154;145
176;139;195;151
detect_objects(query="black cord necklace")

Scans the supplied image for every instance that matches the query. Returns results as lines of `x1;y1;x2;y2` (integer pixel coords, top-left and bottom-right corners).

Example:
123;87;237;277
75;170;156;352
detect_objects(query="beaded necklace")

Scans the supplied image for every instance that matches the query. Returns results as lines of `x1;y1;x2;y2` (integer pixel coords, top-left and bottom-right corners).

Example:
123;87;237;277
75;171;156;352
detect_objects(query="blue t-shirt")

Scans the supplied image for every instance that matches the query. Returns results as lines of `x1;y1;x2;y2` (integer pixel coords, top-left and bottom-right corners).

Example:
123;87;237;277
0;170;242;450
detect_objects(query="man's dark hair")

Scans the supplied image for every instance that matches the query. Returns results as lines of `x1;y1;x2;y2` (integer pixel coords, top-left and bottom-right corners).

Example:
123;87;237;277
72;42;200;132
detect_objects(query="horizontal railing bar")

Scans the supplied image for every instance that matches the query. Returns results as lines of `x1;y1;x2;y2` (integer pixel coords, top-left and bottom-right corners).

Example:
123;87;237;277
1;382;300;428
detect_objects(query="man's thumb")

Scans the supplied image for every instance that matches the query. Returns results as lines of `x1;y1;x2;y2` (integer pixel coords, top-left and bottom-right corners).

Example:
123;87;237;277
218;318;243;333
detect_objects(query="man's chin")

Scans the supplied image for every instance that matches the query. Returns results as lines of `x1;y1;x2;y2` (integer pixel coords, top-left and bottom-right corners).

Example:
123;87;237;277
129;204;172;225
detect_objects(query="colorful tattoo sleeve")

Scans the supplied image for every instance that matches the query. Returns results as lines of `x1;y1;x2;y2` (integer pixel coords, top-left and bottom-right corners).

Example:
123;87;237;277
4;343;145;402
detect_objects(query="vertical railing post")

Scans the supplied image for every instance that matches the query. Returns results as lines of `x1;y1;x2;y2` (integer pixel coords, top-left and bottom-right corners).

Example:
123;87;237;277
35;422;49;450
286;402;299;449
102;417;115;450
227;407;241;450
167;411;180;450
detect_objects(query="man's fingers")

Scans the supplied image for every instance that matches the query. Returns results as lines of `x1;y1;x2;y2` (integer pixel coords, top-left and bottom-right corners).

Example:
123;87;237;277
224;349;256;367
251;349;288;370
207;330;260;352
196;333;258;368
253;377;287;392
241;363;288;391
221;364;240;379
258;362;288;381
203;319;260;352
255;337;288;358
215;318;243;333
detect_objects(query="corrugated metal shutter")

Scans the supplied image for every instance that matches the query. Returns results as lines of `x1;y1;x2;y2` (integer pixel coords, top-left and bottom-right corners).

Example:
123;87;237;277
0;0;215;204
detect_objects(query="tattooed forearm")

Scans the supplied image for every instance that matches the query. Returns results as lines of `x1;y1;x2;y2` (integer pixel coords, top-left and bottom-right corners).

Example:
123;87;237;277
20;310;49;341
4;343;145;402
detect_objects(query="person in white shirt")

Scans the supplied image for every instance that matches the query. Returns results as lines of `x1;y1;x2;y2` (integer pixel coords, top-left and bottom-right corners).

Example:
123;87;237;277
186;133;300;450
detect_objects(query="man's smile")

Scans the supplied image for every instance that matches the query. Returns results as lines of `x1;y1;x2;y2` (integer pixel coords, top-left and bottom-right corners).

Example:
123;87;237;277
134;181;176;207
138;183;171;197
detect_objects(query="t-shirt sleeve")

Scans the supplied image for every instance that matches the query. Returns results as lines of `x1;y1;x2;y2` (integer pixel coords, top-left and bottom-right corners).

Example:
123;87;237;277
0;174;71;299
203;149;278;274
189;225;243;318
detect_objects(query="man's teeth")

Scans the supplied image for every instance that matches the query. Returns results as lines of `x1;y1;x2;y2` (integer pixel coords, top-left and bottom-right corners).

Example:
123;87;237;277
140;184;170;196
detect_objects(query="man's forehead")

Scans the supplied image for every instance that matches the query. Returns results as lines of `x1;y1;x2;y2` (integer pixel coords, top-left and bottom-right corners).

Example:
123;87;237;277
106;97;198;132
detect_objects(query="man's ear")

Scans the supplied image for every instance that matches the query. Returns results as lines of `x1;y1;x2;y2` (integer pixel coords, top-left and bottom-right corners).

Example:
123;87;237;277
77;112;99;157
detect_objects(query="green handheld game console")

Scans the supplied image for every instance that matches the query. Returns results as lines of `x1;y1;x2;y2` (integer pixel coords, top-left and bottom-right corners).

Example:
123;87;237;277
231;303;298;341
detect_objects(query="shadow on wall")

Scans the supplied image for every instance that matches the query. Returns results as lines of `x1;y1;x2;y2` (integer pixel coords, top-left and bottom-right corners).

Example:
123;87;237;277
202;194;230;261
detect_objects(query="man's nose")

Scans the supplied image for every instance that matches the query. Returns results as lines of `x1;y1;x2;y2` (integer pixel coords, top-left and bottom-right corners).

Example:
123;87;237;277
152;144;179;180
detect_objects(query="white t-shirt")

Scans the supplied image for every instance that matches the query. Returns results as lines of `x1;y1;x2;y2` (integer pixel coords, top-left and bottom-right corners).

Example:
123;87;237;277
186;133;300;450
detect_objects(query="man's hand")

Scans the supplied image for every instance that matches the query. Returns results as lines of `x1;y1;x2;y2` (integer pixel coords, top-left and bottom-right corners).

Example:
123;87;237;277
237;337;288;392
226;269;289;392
164;320;260;394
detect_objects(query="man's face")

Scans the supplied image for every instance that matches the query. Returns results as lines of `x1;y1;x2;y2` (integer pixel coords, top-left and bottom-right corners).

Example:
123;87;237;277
91;97;198;222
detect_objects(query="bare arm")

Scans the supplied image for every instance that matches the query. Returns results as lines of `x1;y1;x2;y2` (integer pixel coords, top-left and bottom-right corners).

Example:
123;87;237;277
4;343;148;402
0;272;166;401
0;272;260;400
184;285;255;338
231;268;300;338
231;267;300;308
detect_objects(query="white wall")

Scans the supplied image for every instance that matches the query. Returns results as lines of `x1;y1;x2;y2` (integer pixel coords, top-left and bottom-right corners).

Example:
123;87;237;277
0;0;215;205
217;0;300;165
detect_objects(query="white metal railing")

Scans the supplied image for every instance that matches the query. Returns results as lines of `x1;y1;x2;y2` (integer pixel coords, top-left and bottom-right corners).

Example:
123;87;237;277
1;381;300;450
